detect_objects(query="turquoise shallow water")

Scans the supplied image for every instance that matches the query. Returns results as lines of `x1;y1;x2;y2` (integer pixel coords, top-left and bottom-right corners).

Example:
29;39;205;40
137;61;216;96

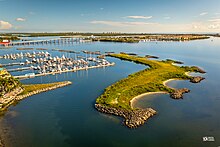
1;37;220;147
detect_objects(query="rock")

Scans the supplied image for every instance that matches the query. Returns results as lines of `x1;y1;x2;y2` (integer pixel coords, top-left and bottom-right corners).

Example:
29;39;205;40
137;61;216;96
127;53;137;56
190;76;205;83
170;88;190;99
0;138;4;147
125;108;156;128
192;66;206;73
145;55;159;59
95;104;156;128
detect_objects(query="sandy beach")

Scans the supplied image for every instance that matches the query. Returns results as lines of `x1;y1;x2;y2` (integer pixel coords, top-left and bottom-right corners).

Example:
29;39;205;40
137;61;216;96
130;77;187;109
130;91;168;109
185;72;191;76
162;78;177;89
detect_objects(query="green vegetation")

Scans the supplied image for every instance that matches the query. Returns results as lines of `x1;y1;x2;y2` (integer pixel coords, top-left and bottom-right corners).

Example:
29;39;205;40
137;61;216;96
0;69;21;96
0;36;20;42
136;34;210;41
96;54;200;110
92;37;139;43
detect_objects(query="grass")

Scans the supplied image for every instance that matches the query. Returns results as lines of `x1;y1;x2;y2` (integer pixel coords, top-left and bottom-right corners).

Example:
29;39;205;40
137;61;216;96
96;54;200;110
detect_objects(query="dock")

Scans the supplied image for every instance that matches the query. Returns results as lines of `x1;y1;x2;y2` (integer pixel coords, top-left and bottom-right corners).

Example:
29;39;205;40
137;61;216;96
14;63;115;79
0;62;22;67
7;67;31;72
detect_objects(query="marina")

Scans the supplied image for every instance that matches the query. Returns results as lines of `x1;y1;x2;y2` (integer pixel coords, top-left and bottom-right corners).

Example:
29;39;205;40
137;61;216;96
0;50;115;79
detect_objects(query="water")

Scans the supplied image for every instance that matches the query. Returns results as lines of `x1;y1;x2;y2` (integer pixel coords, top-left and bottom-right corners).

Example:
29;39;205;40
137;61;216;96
1;37;220;147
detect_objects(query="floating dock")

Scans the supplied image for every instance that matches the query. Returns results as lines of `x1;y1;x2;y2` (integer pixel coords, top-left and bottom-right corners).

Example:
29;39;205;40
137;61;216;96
14;63;115;79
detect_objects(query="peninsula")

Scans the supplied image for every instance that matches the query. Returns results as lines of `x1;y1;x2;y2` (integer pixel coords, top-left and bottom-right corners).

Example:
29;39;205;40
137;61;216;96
95;53;205;128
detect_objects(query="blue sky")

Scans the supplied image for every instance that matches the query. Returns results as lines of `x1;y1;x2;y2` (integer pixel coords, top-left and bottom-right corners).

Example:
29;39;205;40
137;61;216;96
0;0;220;33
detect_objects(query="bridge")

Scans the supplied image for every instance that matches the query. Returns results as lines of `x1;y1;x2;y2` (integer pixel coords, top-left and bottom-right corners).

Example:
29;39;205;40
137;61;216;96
1;37;90;47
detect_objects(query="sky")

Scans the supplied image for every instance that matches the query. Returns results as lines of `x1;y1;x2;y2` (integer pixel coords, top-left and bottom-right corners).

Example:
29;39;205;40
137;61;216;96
0;0;220;33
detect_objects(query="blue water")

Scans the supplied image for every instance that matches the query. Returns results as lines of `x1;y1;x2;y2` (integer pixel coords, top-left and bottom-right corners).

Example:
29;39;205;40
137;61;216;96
1;37;220;147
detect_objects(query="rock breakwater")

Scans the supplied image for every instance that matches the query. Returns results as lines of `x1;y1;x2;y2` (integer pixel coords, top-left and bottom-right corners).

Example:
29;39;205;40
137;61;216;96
0;81;72;111
170;88;190;99
95;104;156;128
190;76;205;83
16;81;72;100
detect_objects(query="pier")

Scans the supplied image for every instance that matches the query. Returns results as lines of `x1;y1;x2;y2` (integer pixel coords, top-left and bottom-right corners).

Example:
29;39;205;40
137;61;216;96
14;63;115;79
0;62;22;67
7;67;31;72
1;37;91;47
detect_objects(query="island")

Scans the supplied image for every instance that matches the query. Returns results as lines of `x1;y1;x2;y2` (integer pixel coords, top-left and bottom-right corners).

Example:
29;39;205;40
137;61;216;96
91;37;139;43
91;34;209;43
0;33;210;43
95;53;205;128
0;68;71;112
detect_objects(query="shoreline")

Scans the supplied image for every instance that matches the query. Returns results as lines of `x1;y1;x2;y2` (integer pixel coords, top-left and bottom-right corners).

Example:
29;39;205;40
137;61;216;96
96;54;206;128
130;92;167;109
130;76;188;109
162;78;178;89
0;81;72;112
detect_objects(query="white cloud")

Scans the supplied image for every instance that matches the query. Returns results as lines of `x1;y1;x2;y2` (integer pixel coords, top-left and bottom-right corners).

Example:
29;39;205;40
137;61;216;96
90;20;157;27
193;25;198;29
0;20;12;30
90;19;220;33
126;15;152;19
191;20;220;31
100;8;104;10
29;12;35;15
208;24;220;29
200;12;208;16
208;18;220;23
16;18;26;22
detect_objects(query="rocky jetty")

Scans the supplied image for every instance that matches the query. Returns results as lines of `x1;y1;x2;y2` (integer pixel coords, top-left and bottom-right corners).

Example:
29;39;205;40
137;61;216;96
95;104;156;128
125;109;156;128
145;55;159;59
0;81;71;111
16;81;72;100
190;76;205;83
166;59;184;64
170;88;190;99
193;66;206;73
0;139;3;147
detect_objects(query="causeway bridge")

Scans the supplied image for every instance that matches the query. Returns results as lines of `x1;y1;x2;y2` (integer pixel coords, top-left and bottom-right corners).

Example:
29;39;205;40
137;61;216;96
1;37;90;46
